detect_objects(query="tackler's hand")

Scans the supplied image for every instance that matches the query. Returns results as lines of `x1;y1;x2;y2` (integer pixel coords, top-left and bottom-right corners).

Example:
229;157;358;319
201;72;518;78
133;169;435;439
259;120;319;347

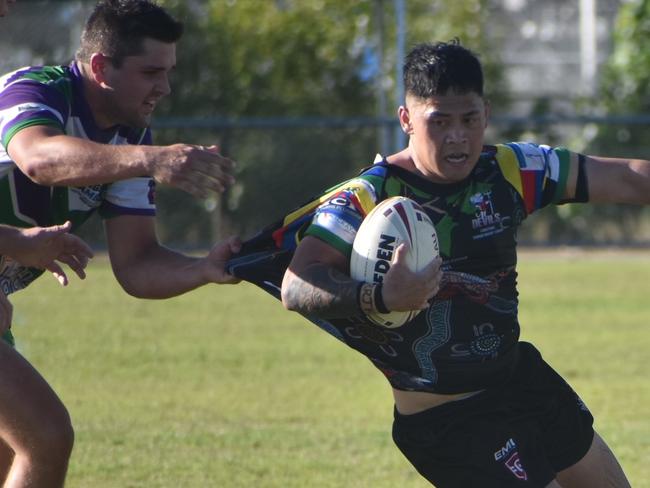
203;236;243;285
9;221;94;286
151;144;236;199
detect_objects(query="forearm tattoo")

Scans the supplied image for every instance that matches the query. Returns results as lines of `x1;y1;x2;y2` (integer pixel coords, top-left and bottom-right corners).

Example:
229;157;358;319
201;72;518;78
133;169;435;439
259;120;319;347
284;263;362;318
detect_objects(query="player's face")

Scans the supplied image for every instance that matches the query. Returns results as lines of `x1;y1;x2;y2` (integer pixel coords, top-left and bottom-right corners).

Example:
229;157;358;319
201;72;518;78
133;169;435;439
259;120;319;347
101;38;176;128
399;91;489;184
0;0;17;17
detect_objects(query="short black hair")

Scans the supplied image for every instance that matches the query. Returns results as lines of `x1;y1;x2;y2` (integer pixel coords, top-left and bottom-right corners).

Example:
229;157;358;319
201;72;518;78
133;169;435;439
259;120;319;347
403;40;484;99
76;0;183;67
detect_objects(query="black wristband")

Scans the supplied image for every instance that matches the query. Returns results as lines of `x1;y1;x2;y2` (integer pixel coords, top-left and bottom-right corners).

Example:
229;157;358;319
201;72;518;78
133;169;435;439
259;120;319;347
373;282;390;314
357;282;375;315
574;154;590;202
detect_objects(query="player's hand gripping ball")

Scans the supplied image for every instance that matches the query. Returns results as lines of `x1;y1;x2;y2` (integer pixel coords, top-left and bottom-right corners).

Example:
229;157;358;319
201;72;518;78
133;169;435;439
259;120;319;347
350;196;439;328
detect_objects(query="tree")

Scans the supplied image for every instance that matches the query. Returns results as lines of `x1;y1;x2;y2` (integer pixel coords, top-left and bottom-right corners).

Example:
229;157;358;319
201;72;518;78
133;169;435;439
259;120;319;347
153;0;509;244
569;0;650;245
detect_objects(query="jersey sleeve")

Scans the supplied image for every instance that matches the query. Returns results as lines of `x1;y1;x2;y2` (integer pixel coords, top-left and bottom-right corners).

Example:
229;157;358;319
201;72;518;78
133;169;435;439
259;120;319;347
494;142;584;215
303;177;379;258
0;74;69;148
99;128;156;218
98;177;156;218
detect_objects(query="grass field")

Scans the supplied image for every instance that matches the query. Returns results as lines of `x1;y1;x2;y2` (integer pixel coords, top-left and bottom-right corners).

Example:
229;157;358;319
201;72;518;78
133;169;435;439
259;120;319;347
9;250;650;487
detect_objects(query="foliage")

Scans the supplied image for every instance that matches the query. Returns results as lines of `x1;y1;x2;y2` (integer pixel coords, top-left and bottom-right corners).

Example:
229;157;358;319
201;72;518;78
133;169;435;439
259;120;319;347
406;0;510;107
503;0;650;245
600;0;650;113
589;0;650;156
152;0;511;244
559;0;650;245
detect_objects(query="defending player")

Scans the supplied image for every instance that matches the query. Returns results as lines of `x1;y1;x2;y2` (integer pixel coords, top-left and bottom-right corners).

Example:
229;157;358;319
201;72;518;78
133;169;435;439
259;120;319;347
0;0;93;336
0;1;239;486
229;41;647;487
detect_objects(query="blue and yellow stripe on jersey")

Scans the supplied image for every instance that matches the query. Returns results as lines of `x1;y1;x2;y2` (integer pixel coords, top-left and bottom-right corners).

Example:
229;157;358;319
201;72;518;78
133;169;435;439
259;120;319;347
269;166;384;253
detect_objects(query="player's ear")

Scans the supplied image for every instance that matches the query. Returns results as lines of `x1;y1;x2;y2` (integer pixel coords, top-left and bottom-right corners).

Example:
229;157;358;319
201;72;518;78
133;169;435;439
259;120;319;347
89;53;111;86
398;106;412;135
483;98;491;127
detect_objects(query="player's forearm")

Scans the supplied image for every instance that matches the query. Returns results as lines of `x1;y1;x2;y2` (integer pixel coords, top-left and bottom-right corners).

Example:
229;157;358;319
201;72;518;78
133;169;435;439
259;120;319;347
281;262;362;318
0;225;24;257
113;245;208;299
627;158;650;204
13;134;159;187
586;156;650;204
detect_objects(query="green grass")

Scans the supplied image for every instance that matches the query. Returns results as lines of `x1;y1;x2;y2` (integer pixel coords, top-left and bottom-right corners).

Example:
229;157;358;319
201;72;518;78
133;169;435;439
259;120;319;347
9;250;650;487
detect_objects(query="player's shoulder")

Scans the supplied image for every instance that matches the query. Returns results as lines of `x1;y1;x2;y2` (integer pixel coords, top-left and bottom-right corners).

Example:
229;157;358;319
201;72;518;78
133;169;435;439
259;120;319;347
489;142;573;171
1;65;71;91
0;65;74;114
327;155;391;202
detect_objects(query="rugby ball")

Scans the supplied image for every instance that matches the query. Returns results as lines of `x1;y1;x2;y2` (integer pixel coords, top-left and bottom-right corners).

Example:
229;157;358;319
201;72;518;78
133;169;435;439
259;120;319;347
350;196;439;328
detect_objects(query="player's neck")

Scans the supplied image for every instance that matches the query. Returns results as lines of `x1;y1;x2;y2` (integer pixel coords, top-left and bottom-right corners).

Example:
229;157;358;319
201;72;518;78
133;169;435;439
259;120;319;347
78;63;118;131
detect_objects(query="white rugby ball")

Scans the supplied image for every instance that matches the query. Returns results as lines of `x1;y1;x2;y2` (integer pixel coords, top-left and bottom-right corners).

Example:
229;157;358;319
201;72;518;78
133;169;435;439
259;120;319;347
350;196;439;328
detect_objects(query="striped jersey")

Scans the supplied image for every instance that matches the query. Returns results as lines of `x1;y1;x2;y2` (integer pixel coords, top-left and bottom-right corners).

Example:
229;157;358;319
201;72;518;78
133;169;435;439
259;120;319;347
229;143;586;394
0;62;156;294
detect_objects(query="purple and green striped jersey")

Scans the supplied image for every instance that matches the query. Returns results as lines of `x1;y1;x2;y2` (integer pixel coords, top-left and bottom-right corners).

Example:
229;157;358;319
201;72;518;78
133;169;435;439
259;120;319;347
229;143;586;394
0;62;156;294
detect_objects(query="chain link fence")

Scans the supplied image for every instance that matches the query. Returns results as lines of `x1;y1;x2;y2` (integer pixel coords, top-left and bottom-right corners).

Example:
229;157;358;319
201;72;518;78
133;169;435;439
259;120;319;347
2;0;649;247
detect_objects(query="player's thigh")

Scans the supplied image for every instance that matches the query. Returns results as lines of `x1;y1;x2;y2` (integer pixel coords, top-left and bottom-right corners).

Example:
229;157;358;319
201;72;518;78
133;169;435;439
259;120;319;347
0;341;71;446
0;438;13;483
556;431;630;488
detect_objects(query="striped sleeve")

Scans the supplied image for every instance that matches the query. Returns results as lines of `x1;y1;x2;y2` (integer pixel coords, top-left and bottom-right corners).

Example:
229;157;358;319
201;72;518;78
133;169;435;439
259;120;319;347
303;177;379;258
98;177;156;218
98;127;155;219
0;76;69;148
495;142;580;214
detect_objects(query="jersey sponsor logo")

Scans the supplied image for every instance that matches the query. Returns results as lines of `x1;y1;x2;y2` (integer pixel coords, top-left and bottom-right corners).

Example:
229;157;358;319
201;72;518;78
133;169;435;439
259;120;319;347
494;438;528;481
16;102;48;113
313;191;365;244
324;189;365;215
0;103;64;137
372;234;395;283
312;212;358;245
70;185;103;210
469;191;513;240
470;191;502;230
505;452;528;481
494;437;516;461
328;194;352;208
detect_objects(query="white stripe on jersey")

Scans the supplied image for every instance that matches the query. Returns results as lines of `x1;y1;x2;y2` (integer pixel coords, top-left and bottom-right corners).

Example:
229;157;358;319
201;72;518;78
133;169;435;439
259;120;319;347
0;102;64;134
546;149;561;183
105;177;155;212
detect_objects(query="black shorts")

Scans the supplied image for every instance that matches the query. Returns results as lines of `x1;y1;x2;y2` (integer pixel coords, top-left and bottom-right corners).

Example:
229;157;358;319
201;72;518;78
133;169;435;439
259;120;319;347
392;342;594;488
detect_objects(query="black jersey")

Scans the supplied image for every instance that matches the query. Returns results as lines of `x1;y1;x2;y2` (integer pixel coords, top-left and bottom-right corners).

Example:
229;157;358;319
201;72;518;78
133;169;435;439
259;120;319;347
228;143;586;393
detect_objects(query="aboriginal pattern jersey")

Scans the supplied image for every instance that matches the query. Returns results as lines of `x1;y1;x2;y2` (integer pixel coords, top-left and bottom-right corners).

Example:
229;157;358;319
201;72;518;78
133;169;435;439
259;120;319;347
0;62;156;294
228;143;585;393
